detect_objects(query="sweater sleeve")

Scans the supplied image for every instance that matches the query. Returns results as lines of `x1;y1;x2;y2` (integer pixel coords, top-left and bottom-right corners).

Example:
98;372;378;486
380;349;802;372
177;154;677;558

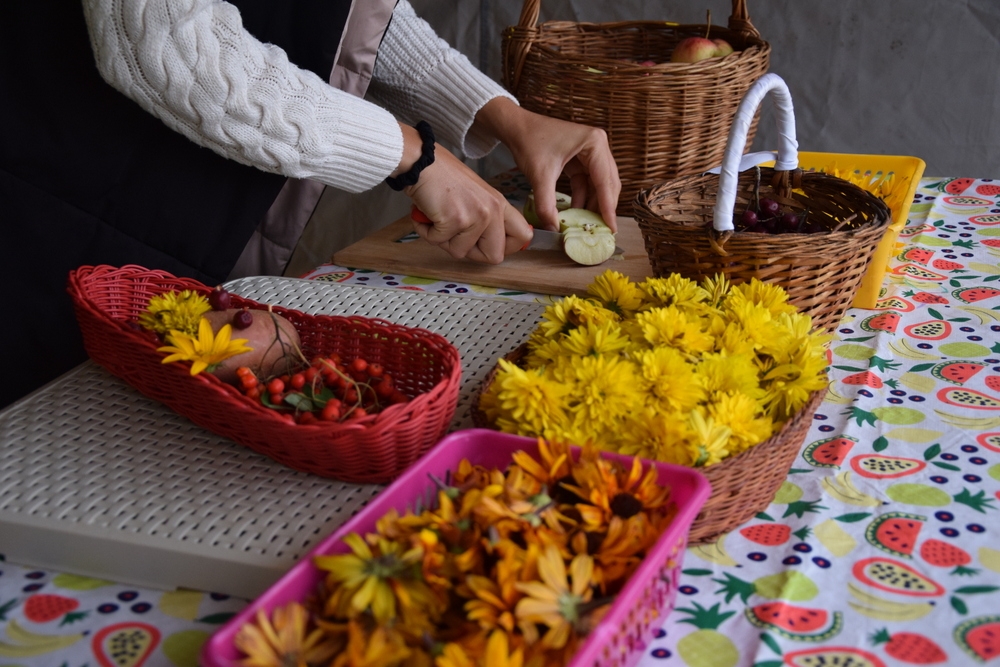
368;0;518;159
80;0;403;193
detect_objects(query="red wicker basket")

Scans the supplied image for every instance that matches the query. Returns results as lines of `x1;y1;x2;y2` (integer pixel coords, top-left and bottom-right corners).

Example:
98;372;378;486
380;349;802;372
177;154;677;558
67;265;462;483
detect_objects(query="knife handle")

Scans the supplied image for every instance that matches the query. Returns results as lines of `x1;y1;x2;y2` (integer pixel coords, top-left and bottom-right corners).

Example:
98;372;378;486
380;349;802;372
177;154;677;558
410;205;432;224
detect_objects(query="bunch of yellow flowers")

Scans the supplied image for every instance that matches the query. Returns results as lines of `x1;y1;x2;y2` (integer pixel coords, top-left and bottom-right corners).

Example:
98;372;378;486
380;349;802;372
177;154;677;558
235;440;676;667
479;271;829;468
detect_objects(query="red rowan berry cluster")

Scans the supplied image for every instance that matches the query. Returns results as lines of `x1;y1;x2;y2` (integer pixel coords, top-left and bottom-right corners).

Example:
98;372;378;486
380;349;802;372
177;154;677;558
234;353;409;425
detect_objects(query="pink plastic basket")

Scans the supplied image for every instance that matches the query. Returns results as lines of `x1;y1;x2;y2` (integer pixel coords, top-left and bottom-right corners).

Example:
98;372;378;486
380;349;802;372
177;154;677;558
200;429;711;667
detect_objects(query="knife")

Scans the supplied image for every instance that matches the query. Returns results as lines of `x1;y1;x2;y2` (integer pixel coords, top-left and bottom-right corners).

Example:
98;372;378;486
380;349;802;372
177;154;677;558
411;206;623;255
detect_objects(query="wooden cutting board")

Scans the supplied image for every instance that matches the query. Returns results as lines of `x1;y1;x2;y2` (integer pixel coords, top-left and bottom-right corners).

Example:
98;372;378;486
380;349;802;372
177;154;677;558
333;214;653;296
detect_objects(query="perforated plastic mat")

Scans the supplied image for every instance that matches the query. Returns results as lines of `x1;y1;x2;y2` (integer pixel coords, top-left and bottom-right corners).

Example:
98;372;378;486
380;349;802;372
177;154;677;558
0;277;544;598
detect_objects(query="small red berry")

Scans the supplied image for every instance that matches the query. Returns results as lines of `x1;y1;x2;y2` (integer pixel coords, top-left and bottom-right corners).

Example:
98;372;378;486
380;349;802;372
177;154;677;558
246;387;260;400
366;363;384;379
267;378;285;394
390;390;409;404
297;411;318;425
290;373;306;390
375;377;395;399
350;358;368;374
269;392;284;405
320;400;342;421
240;375;258;390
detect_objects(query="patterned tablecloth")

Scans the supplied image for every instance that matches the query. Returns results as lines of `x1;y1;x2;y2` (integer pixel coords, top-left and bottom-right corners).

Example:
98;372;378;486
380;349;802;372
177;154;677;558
2;175;1000;667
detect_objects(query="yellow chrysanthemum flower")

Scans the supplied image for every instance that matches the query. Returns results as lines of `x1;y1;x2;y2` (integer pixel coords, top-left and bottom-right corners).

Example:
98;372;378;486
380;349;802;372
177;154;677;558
635;347;704;414
632;307;714;355
535;296;615;340
615;408;700;466
638;274;710;314
696;352;763;399
555;355;643;426
157;318;251;375
556;321;631;358
586;270;644;318
493;360;571;434
138;289;212;336
724;278;797;317
687;409;733;467
708;391;774;453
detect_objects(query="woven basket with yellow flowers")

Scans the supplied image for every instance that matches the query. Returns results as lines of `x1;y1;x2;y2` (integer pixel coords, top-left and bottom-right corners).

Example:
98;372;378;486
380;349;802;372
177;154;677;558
473;269;829;544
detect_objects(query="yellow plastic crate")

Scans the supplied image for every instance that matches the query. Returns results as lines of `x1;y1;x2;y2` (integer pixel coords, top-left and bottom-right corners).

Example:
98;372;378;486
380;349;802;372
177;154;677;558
764;152;926;309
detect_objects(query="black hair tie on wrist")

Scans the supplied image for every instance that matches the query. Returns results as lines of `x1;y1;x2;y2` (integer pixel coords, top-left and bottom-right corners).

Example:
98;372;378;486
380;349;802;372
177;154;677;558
385;121;436;191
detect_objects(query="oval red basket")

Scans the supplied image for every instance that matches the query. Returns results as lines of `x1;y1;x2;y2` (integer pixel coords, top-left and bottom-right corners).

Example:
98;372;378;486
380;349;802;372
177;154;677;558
67;265;462;483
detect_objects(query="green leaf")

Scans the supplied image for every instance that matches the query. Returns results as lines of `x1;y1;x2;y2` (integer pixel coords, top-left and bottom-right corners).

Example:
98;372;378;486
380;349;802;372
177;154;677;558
993;342;1000;354
950;279;962;288
924;444;941;460
985;275;1000;282
58;611;89;626
948;317;972;322
951;596;969;615
840;336;875;342
756;512;775;521
835;512;871;523
909;363;935;373
782;500;827;519
787;468;813;475
952;274;980;280
760;632;783;656
868;356;901;372
843;406;877;427
753;662;784;667
873;436;888;452
0;598;17;621
832;365;866;372
928;308;943;320
932;461;962;471
953;586;1000;595
283;392;315;411
682;568;714;577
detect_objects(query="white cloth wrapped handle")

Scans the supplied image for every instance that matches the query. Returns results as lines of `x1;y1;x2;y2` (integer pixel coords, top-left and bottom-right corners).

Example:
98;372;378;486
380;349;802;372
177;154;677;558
712;73;799;232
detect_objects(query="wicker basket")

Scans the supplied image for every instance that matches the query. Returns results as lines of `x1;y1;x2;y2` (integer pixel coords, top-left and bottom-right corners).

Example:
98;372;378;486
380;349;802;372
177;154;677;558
471;344;824;545
67;265;462;484
633;74;891;333
502;0;770;213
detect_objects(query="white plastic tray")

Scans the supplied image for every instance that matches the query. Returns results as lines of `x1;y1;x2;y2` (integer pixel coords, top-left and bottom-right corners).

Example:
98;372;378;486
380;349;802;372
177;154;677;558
0;277;544;598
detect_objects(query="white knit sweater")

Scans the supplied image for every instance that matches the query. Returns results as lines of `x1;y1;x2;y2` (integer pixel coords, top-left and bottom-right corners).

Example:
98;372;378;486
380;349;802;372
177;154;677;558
80;0;515;193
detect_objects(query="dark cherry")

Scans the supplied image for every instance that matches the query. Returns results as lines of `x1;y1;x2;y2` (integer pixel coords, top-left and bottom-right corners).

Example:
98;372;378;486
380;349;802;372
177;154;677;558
781;212;800;230
740;209;759;227
209;287;232;311
232;308;253;329
760;198;781;216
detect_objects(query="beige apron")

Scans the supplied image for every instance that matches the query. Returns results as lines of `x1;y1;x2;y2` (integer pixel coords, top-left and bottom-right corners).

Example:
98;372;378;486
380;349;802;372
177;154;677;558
230;0;398;278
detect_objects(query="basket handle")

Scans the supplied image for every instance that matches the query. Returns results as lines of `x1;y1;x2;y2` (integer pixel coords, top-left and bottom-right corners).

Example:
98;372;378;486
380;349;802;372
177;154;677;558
503;0;542;93
728;0;762;40
712;73;799;232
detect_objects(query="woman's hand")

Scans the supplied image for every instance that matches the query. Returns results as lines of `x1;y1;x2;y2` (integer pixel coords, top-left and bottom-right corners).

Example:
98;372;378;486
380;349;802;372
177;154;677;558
474;97;621;233
393;123;531;264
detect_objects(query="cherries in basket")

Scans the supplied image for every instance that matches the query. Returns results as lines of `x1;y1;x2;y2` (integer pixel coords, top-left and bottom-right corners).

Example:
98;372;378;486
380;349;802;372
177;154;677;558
737;197;818;234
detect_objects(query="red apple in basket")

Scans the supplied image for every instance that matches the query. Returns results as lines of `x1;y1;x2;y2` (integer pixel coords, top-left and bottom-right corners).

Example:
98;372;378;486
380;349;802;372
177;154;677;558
671;37;720;63
713;39;734;56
